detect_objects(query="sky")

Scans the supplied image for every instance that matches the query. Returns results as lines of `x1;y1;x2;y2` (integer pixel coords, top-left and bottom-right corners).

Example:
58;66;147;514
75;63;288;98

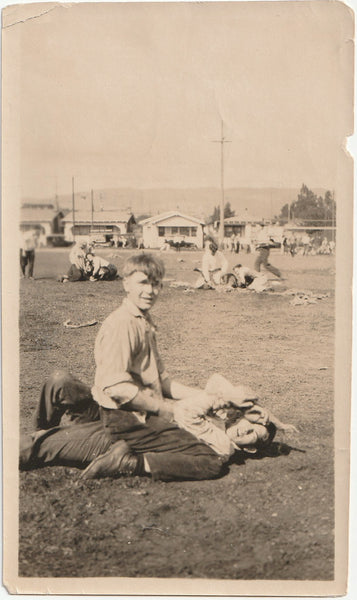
2;1;354;203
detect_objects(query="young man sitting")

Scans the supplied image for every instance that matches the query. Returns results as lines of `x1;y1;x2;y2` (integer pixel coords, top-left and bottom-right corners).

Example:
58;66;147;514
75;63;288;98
194;240;229;289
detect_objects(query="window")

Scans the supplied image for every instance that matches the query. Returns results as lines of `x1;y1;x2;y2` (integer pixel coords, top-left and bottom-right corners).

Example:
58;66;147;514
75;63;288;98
179;227;190;236
171;227;178;235
74;225;90;235
158;227;165;237
190;227;197;237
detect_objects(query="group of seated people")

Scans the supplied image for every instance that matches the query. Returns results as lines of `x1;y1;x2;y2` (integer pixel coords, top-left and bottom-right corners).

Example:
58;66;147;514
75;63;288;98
194;239;271;292
60;240;118;282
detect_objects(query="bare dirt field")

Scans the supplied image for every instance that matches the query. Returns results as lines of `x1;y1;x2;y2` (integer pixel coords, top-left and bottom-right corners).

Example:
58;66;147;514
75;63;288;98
19;248;335;580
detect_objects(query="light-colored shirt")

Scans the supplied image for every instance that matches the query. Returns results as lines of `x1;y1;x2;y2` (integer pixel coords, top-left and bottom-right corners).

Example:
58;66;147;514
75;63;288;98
255;228;271;247
92;255;109;274
173;395;236;458
92;298;168;414
20;232;37;252
69;244;87;270
234;265;260;286
201;250;228;282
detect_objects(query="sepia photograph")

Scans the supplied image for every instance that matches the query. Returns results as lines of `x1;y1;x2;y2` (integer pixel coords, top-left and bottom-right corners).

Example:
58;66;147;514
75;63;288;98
1;1;354;595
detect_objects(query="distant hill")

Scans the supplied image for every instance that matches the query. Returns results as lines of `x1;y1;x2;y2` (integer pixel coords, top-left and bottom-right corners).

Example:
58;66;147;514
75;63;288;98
23;187;328;222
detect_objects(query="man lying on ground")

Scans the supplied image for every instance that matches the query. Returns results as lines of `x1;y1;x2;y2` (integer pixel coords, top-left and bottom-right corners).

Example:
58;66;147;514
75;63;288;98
232;264;269;293
20;253;295;482
85;253;118;281
173;373;298;459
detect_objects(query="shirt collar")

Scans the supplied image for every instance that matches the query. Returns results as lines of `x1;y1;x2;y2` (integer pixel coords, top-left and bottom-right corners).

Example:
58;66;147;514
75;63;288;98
122;297;154;326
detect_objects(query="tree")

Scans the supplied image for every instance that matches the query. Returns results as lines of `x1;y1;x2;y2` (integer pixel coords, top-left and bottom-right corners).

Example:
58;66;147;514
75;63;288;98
279;184;335;226
207;202;235;224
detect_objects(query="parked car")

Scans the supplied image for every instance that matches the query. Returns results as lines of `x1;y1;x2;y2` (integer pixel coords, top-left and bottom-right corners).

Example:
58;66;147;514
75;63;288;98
167;239;198;250
46;235;73;247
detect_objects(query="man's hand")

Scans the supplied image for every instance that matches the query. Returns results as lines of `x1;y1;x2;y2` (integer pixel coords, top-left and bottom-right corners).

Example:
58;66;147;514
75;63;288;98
277;422;299;434
157;399;176;422
244;404;270;426
225;385;259;409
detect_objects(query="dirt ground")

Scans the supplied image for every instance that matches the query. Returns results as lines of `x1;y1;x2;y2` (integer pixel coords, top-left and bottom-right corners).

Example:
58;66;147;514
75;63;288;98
19;248;335;579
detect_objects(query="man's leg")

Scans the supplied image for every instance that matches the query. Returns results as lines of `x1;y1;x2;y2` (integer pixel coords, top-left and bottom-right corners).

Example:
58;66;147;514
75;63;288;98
21;407;224;481
257;248;281;278
212;271;222;285
27;250;35;278
194;270;208;289
264;250;281;278
254;249;265;272
33;370;100;430
67;265;85;281
98;409;224;481
265;263;281;278
20;251;27;276
20;422;112;470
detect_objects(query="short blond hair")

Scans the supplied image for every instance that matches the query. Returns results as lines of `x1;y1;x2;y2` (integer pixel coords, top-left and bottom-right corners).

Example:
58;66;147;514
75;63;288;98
123;253;165;282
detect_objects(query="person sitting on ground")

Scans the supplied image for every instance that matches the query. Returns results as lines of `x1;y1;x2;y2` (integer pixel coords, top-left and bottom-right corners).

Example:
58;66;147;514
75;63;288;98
21;253;252;482
194;240;229;289
85;253;118;281
64;240;90;282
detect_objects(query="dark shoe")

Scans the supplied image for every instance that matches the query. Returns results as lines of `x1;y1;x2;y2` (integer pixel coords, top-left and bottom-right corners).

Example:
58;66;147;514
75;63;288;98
79;440;138;480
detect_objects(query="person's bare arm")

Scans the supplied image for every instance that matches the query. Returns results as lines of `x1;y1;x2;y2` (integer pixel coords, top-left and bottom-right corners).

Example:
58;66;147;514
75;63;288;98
267;411;299;433
124;388;176;421
161;377;201;400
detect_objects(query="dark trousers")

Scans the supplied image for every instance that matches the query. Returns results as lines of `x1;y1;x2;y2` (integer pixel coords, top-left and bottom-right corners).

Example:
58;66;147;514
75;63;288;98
20;250;35;277
254;247;281;278
67;264;87;281
97;264;117;280
20;371;224;481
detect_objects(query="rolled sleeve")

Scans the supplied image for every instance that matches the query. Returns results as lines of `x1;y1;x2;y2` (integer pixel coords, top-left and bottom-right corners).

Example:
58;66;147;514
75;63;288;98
93;317;139;408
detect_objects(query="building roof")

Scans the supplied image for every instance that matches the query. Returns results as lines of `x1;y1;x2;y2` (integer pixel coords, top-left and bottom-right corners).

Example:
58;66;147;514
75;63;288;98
20;207;64;223
224;213;268;225
62;210;135;224
140;211;205;226
284;225;336;231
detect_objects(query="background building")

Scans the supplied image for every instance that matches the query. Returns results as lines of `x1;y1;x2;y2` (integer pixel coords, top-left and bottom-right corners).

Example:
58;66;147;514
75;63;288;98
140;211;205;249
20;203;66;246
223;213;284;247
62;210;136;244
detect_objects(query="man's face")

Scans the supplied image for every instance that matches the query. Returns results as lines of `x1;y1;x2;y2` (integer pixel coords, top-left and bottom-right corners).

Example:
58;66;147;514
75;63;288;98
226;418;269;447
124;270;162;312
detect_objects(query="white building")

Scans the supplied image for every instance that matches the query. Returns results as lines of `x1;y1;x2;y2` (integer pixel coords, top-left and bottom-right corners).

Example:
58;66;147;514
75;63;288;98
223;214;284;246
62;210;136;244
20;204;66;246
141;211;205;249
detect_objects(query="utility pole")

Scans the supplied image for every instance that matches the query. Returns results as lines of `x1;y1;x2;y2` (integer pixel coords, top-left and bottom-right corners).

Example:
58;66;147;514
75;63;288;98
212;120;231;248
72;176;76;242
91;189;94;235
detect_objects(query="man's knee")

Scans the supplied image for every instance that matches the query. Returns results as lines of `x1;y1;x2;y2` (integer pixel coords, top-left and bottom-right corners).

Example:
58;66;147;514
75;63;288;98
46;370;73;388
197;454;225;479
